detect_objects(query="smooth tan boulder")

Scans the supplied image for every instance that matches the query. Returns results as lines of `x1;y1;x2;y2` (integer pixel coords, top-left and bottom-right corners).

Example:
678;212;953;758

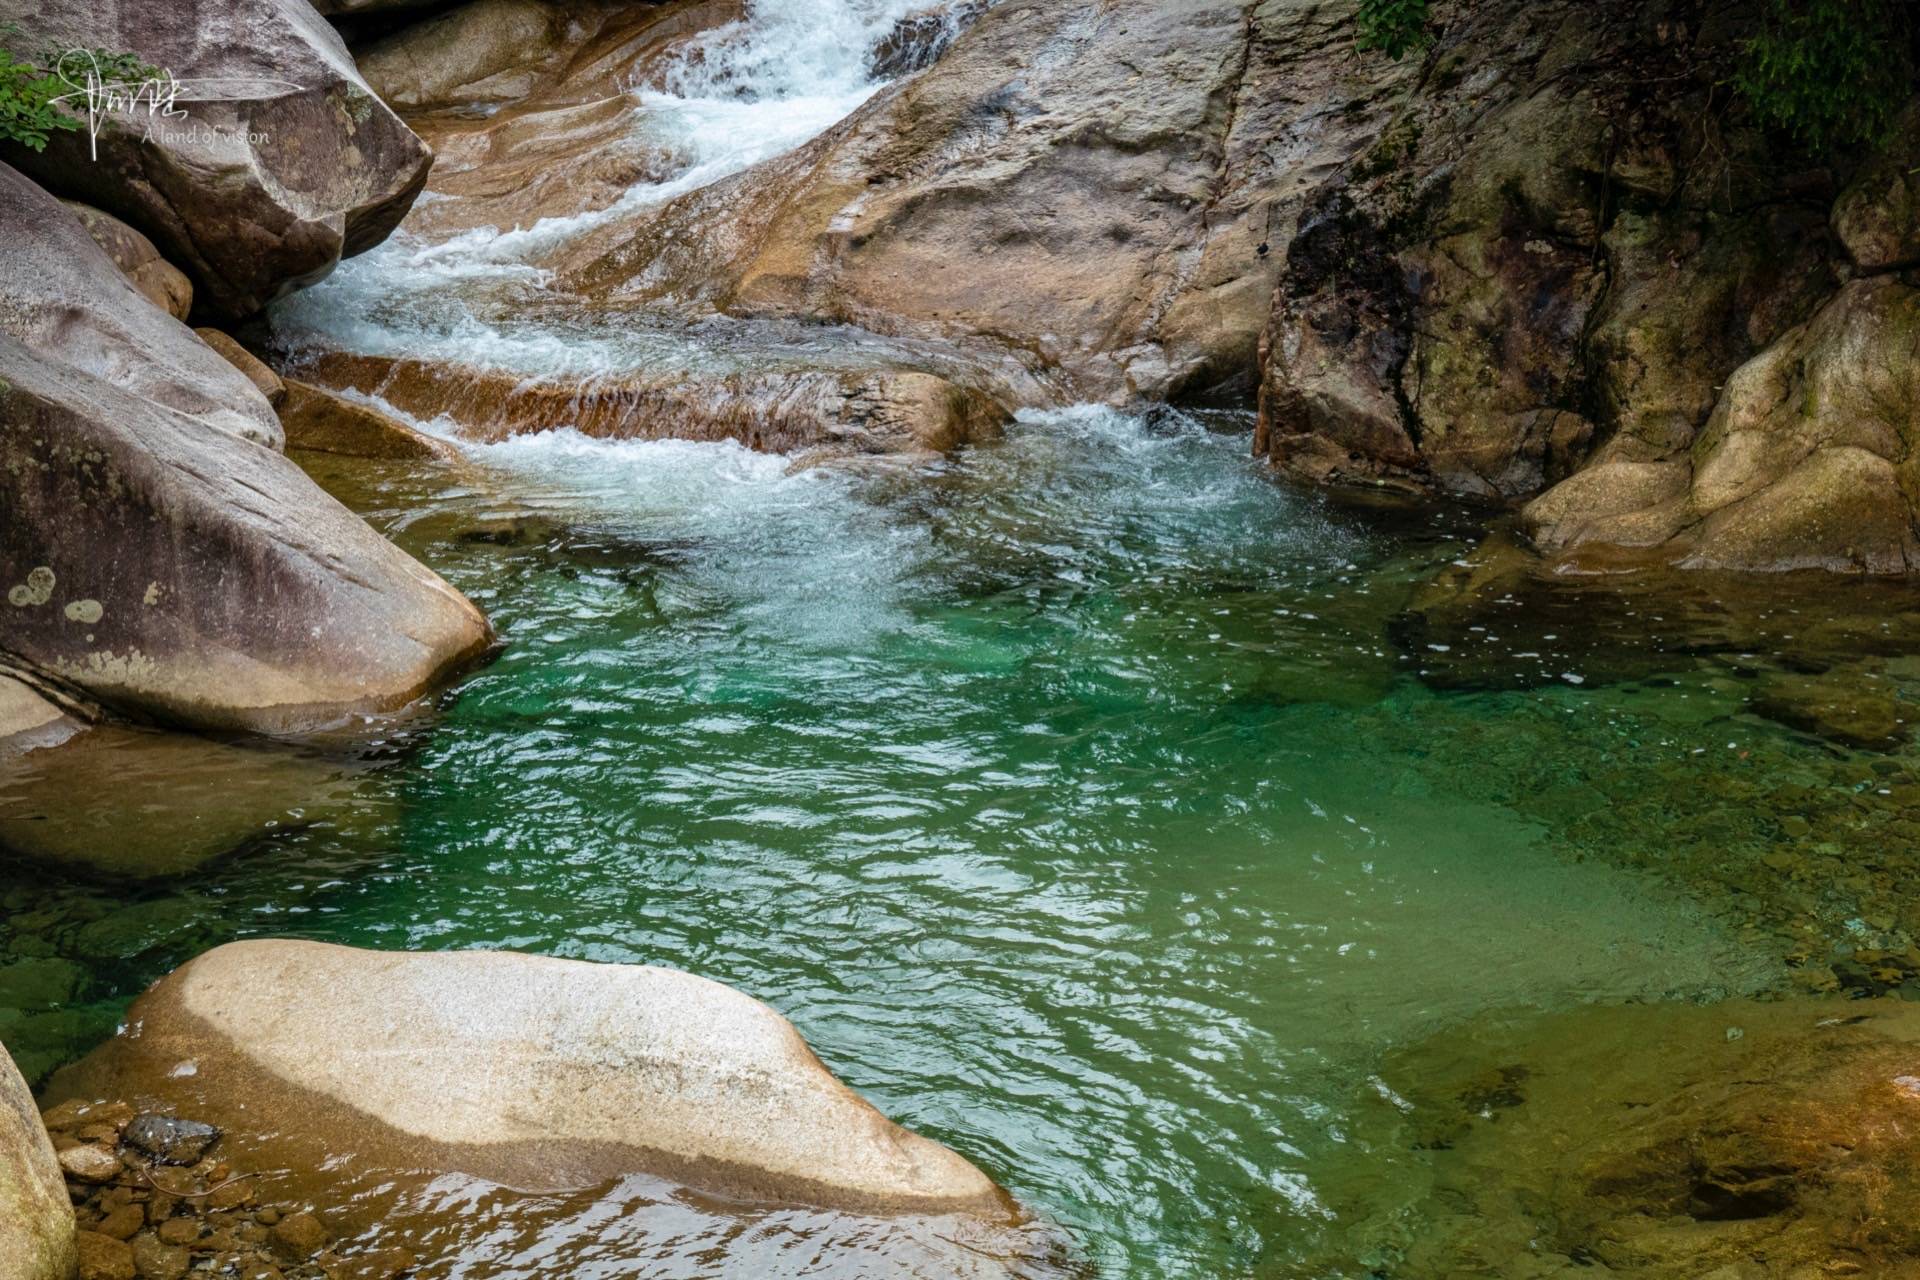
359;0;570;110
4;168;281;449
5;0;431;319
193;330;285;408
278;379;461;462
0;1042;77;1280
60;202;192;322
0;161;490;734
63;941;1010;1216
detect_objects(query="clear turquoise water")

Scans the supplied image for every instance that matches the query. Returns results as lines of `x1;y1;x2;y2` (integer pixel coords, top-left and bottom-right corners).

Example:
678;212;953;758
10;405;1885;1276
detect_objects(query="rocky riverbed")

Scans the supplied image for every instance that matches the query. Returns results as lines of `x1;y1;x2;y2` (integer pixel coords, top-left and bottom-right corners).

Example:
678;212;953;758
43;1099;404;1280
2;0;1920;1273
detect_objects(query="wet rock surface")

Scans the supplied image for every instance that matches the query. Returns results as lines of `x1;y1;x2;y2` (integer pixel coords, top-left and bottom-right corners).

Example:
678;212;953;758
277;379;465;464
373;0;742;239
549;0;1409;403
288;344;1013;459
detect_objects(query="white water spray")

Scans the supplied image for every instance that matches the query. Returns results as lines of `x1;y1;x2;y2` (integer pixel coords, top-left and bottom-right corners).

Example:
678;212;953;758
277;0;960;381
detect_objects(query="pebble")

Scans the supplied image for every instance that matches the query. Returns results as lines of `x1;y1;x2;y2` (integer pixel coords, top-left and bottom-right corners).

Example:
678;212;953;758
267;1211;329;1263
60;1144;125;1183
95;1203;146;1240
76;1231;136;1280
124;1114;220;1165
130;1236;188;1280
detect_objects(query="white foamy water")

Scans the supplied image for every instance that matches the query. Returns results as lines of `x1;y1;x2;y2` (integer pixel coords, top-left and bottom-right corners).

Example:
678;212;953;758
277;0;958;380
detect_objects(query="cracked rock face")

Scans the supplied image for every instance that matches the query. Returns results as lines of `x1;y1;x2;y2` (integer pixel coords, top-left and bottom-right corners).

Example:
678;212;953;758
1248;0;1920;576
1524;276;1920;573
1257;0;1841;508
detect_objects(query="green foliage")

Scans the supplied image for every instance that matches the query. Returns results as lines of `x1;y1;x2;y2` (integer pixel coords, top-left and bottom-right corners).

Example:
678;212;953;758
1356;0;1433;59
1735;0;1915;152
0;30;162;153
0;46;83;152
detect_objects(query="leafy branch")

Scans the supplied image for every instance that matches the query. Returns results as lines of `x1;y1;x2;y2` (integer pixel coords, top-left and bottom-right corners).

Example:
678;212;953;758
0;26;161;153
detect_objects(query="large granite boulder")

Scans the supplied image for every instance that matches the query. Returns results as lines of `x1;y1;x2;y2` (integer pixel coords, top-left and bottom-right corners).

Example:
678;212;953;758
1;0;432;319
0;334;491;732
0;1042;76;1280
3;168;282;448
0;161;490;734
58;940;1011;1216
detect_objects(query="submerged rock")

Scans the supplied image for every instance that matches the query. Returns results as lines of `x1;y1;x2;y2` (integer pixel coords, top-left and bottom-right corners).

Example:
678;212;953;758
1;1042;77;1280
57;940;1013;1216
0;724;375;879
2;0;431;319
122;1114;219;1166
1331;997;1920;1276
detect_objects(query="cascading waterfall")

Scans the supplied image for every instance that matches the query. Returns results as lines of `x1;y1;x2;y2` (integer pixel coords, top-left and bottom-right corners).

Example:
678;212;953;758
274;0;957;383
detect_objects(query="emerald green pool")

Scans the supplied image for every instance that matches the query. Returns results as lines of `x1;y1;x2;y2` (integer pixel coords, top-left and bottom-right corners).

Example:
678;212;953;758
10;405;1920;1275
